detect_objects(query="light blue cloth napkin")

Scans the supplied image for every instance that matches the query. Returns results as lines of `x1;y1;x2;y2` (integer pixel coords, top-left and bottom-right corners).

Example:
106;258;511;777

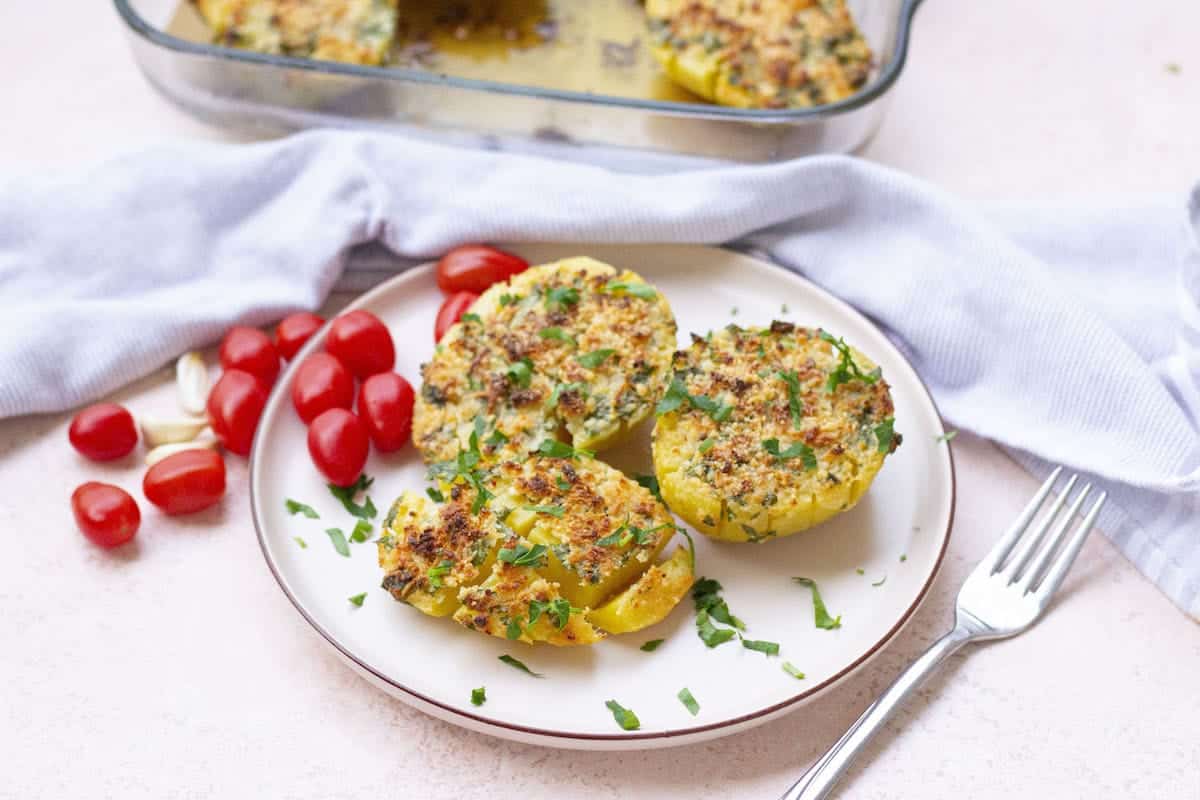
1;131;1197;617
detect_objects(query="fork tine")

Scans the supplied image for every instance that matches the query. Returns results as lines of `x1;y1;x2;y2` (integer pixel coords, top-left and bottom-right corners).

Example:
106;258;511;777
1033;491;1106;600
999;474;1078;582
980;466;1063;575
1016;484;1091;594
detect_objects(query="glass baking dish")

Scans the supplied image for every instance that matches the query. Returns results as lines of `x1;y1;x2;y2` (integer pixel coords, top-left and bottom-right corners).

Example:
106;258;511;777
115;0;923;166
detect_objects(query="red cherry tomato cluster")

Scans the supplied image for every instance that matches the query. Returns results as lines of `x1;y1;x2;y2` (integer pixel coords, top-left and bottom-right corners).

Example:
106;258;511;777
433;245;529;342
67;311;328;547
292;310;414;486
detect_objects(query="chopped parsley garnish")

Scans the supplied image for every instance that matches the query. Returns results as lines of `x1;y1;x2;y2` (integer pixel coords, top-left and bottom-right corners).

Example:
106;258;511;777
782;662;806;680
524;504;565;517
349;519;373;543
498;293;521;307
470;687;487;706
781;304;789;314
900;554;907;562
605;700;640;731
792;577;842;630
820;330;881;393
777;370;804;430
485;429;509;448
693;577;745;630
545;381;587;410
505;619;523;640
872;575;888;587
762;438;817;470
544;286;581;310
604;280;656;300
538;327;577;347
427;428;493;514
677;527;697;572
936;430;958;443
328;474;377;520
497;542;548;568
536;439;594;460
874;418;895;453
426;487;445;503
529;598;572;630
460;312;482;325
677;688;700;716
698;438;715;454
855;568;865;576
636;474;663;502
656;377;733;422
505;358;534;388
285;499;319;519
640;639;665;652
325;527;350;557
741;638;780;656
348;592;367;607
426;560;454;590
293;536;308;549
555;476;571;492
730;306;738;316
576;348;615;369
498;654;542;677
696;610;737;648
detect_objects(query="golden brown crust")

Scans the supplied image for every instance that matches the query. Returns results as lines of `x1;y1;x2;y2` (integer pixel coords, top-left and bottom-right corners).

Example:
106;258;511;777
195;0;397;65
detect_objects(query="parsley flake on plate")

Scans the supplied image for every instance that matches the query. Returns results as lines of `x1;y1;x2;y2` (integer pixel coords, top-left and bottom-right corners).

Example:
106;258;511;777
605;700;641;731
285;499;319;519
792;577;842;630
498;654;542;677
349;519;372;543
293;536;307;549
936;430;958;443
677;688;700;716
872;575;888;587
782;662;806;680
741;638;780;656
471;687;487;706
328;474;377;520
640;639;665;652
325;528;350;557
348;592;367;607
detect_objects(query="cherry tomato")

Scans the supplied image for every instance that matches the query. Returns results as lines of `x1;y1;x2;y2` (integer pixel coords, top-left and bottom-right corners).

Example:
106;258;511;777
434;291;480;342
274;312;325;361
325;310;395;379
307;408;370;487
436;245;528;294
219;326;280;386
357;372;415;453
68;403;138;461
292;352;355;424
143;449;226;515
71;482;140;548
207;369;268;456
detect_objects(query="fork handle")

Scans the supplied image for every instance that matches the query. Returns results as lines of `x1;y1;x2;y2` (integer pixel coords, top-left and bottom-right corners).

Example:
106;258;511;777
779;624;976;800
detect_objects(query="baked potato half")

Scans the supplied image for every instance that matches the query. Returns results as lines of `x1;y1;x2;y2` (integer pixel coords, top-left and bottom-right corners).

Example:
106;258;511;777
645;0;872;109
652;322;899;543
412;257;677;464
379;443;695;645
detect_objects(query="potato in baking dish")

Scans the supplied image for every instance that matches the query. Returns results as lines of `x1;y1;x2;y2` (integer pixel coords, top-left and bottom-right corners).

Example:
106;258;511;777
379;448;694;646
194;0;398;66
652;321;899;543
645;0;872;109
412;257;677;464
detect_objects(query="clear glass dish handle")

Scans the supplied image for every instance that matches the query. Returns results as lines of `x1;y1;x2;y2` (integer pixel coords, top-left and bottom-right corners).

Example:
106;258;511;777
779;624;975;800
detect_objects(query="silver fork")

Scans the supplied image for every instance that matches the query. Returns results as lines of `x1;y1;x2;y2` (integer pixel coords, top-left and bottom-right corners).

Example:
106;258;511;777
780;467;1106;800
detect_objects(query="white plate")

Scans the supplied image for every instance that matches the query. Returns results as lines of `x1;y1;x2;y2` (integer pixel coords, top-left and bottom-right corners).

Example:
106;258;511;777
250;244;955;750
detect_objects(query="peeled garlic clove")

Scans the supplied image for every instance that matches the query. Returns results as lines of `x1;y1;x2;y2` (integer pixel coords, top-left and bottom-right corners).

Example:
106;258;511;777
141;415;209;447
176;351;210;417
145;437;219;467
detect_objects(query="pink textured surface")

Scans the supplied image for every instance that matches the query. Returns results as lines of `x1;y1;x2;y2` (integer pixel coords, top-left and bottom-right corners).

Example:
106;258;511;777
2;0;1200;797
